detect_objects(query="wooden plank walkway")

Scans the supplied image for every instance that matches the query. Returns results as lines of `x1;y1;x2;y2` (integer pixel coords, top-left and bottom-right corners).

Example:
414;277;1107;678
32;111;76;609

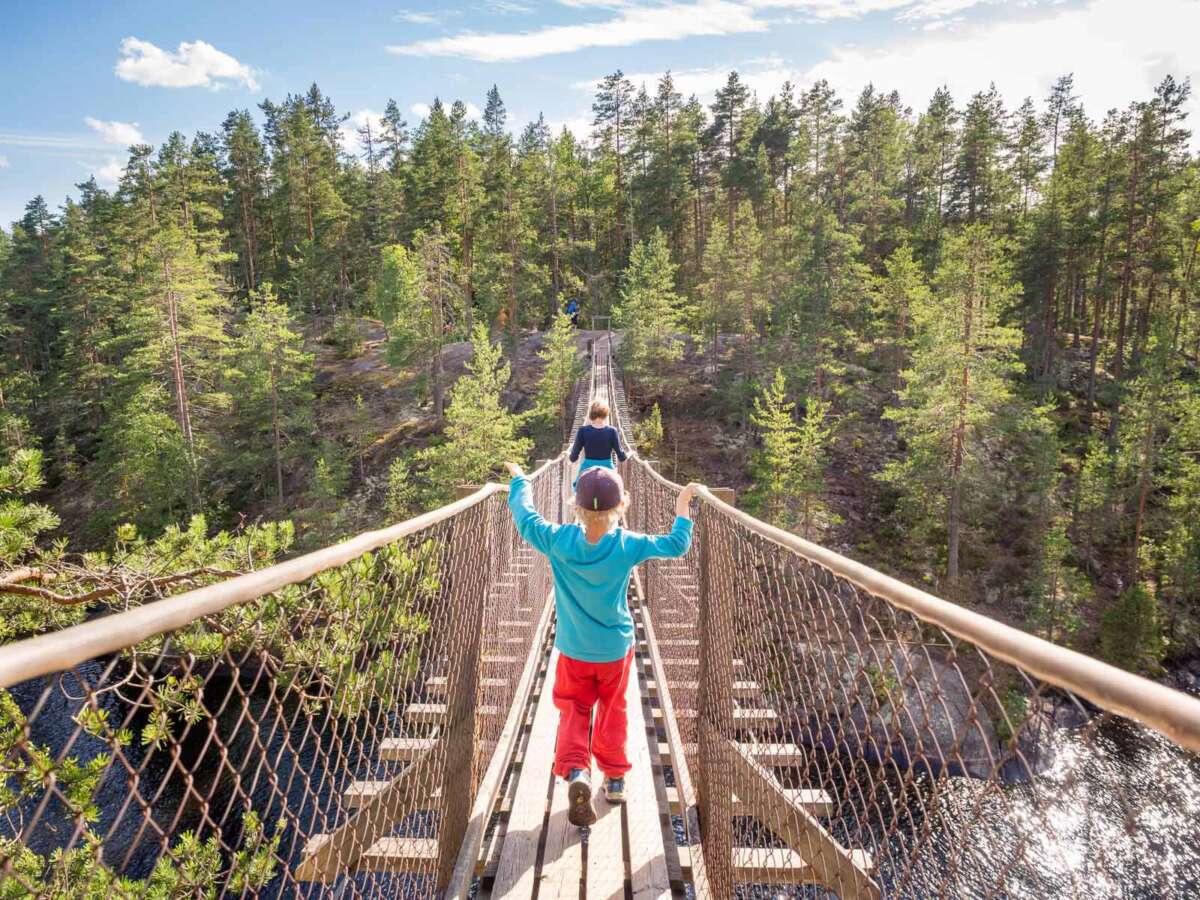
487;645;672;899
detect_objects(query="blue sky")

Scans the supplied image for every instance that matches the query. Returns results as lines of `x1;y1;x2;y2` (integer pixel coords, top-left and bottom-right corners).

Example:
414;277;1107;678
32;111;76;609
2;0;1198;229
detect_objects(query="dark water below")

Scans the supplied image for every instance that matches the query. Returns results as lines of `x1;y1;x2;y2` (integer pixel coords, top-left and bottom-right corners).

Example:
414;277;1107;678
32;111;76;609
6;662;1200;899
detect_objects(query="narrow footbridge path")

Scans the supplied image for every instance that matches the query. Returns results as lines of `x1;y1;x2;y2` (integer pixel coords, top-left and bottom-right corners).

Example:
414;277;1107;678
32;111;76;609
3;335;1200;899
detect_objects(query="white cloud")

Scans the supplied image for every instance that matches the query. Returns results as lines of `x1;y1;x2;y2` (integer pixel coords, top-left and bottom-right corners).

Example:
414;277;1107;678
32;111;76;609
485;0;536;12
83;117;144;146
576;55;800;103
115;37;260;90
94;157;125;187
388;0;766;61
340;108;387;157
804;0;1200;126
564;0;1198;147
0;155;9;169
397;10;442;24
744;0;990;20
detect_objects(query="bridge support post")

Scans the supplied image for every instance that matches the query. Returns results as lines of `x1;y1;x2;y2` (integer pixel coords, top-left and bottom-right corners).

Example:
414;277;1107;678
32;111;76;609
697;504;735;899
436;498;493;888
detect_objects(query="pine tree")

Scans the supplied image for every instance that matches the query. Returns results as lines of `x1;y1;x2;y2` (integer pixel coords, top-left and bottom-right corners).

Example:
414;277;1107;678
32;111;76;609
226;284;314;505
373;243;427;360
221;110;269;295
951;86;1014;225
535;311;582;435
612;229;690;393
593;71;635;265
880;224;1021;582
419;324;532;498
872;243;931;388
750;369;832;537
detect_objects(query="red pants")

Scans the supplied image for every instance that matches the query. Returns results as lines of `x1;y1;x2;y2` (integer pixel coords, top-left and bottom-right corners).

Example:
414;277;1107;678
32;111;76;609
551;650;634;779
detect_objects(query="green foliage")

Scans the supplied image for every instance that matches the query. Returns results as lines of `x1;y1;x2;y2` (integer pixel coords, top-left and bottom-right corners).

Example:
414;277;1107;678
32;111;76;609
385;455;422;520
328;313;364;358
1028;519;1087;644
879;224;1022;581
633;403;664;458
226;284;315;504
0;689;284;895
750;370;833;538
613;229;691;393
0;446;58;562
1100;584;1166;673
419;324;532;498
535;312;582;429
374;243;429;365
995;686;1029;746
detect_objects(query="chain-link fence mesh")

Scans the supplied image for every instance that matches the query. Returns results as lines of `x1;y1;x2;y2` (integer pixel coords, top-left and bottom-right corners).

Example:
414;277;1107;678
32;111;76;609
600;336;1200;900
0;456;568;898
6;335;1200;900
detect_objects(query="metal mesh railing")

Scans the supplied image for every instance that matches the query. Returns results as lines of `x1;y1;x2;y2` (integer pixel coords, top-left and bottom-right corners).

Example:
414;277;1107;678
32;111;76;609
0;456;569;898
603;336;1200;900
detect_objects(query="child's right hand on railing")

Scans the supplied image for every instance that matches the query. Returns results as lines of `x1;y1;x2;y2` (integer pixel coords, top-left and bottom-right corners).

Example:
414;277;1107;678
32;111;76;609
675;483;702;520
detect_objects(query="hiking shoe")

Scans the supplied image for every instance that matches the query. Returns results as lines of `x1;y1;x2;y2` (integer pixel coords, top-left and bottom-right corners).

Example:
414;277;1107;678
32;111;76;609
604;777;626;803
566;768;596;827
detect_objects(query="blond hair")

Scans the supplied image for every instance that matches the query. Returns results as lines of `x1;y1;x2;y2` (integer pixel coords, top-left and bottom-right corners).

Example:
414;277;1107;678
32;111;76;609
588;399;610;422
575;499;626;533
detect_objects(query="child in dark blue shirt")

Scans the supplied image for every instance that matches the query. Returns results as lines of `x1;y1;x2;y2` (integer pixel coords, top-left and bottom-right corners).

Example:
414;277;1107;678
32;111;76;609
569;400;628;485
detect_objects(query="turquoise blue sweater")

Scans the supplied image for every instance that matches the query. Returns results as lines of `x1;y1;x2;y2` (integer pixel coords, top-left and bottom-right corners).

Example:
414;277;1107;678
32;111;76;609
508;475;694;662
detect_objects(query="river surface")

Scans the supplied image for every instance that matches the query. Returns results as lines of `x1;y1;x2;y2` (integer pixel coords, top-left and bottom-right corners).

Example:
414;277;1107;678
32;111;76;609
6;662;1200;899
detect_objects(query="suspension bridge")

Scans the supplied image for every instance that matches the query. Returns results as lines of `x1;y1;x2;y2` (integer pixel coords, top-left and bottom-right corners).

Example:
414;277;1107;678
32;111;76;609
2;334;1200;899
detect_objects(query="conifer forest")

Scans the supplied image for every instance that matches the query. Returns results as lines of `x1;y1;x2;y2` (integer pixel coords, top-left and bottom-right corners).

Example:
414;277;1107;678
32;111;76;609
1;71;1198;676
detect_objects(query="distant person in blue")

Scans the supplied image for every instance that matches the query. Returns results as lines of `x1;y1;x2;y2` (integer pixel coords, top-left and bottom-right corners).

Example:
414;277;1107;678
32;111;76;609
565;297;580;327
569;399;627;486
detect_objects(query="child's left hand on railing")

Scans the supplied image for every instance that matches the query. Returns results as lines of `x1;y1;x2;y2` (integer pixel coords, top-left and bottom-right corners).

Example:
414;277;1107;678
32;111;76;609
503;461;525;478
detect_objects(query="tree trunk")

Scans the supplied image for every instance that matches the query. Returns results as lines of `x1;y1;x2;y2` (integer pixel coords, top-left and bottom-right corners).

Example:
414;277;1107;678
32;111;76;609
270;365;284;503
161;255;199;509
432;256;445;421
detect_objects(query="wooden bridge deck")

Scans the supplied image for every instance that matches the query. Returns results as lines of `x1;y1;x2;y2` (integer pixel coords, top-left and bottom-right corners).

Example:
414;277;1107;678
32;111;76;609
481;635;677;900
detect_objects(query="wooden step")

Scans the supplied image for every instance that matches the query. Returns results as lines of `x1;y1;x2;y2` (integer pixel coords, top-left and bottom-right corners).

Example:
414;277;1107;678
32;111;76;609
658;639;700;649
425;676;509;695
344;781;444;809
677;846;875;885
664;785;833;817
650;657;745;670
657;622;695;632
486;636;525;648
658;741;806;767
303;835;440;873
648;679;761;699
497;619;530;629
653;707;778;730
405;703;499;725
379;737;438;761
483;655;520;667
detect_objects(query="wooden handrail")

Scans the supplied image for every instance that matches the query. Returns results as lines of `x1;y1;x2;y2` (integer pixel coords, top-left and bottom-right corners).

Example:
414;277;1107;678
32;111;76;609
600;339;1200;752
0;456;564;690
690;483;1200;754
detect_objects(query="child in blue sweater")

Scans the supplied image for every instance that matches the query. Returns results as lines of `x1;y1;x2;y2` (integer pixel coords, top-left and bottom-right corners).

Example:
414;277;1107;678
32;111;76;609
504;461;698;826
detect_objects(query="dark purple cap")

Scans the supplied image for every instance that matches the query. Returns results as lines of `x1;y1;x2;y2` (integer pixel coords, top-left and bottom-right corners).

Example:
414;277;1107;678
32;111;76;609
575;467;624;511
